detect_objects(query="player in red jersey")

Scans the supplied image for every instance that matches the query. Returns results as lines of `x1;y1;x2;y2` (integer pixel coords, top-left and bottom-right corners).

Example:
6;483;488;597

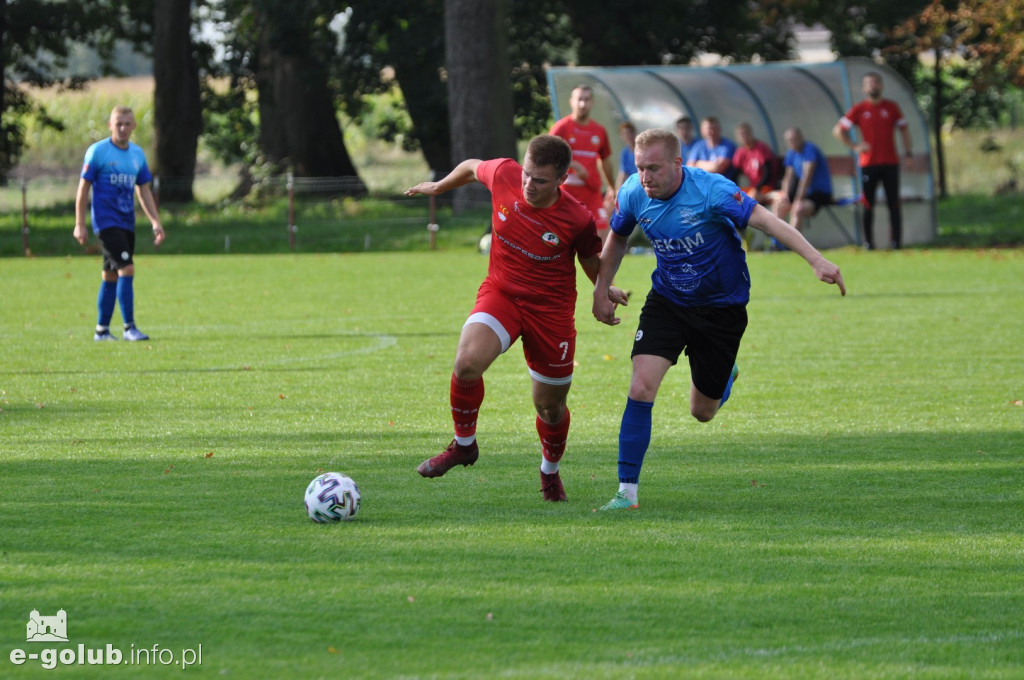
549;85;616;240
834;72;914;249
404;135;628;502
732;122;779;204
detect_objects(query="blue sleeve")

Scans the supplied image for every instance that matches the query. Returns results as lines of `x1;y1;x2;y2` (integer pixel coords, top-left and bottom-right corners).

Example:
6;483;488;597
609;175;640;236
137;161;153;186
709;174;756;229
81;143;100;182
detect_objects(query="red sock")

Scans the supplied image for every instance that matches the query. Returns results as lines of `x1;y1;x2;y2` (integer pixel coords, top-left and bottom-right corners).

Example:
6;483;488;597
450;373;484;440
536;408;570;463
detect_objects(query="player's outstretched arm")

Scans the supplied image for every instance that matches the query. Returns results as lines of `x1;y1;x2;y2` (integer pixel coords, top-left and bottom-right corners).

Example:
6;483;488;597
404;159;482;197
748;204;846;296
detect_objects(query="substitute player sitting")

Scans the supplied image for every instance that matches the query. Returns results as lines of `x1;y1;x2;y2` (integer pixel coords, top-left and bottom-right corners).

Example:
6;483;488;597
770;127;833;235
404;135;628;502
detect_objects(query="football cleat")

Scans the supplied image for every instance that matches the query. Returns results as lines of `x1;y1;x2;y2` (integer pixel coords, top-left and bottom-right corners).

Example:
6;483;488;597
123;326;150;341
94;331;118;341
599;491;638;511
417;440;479;478
540;469;567;502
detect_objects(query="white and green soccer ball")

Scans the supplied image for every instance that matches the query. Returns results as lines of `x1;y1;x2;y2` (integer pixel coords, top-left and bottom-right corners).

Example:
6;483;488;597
304;472;361;522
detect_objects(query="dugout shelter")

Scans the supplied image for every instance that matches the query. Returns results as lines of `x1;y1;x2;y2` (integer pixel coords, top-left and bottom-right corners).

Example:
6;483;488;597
547;57;936;249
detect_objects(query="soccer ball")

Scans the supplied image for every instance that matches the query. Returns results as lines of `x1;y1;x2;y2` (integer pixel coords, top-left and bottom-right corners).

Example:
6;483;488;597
478;231;492;255
304;472;361;522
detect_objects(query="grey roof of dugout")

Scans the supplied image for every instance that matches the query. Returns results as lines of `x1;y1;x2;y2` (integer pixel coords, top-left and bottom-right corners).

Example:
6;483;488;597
547;56;936;248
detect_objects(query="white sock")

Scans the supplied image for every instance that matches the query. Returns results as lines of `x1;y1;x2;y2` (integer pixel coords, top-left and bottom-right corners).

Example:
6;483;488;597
454;435;476;447
540;458;559;474
618;483;638;503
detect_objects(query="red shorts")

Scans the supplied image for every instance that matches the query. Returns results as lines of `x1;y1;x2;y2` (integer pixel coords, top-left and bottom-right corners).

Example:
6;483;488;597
467;279;576;385
563;184;609;232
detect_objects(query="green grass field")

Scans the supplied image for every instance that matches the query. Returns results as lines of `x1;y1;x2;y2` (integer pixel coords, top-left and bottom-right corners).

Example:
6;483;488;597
2;246;1022;678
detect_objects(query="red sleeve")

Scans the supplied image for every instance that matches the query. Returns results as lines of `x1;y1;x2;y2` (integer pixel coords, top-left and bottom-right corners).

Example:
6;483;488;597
892;102;908;127
575;213;602;260
549;117;569;138
843;102;862;127
475;158;508;190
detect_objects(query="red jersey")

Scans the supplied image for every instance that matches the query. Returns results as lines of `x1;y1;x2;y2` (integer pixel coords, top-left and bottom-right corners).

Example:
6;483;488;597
549;116;611;193
476;158;601;309
732;140;778;189
840;99;907;167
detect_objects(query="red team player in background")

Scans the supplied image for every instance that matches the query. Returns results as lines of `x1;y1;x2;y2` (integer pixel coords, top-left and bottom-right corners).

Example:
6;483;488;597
549;84;617;241
404;135;628;501
833;71;914;249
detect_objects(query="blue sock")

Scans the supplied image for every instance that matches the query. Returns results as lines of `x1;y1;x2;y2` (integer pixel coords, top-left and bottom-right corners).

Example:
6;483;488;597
720;365;738;408
97;280;117;328
116;275;135;327
617;397;653;484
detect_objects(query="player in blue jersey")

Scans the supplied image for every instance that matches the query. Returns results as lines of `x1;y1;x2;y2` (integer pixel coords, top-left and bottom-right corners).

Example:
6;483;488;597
770;127;833;235
592;128;845;510
686;116;738;180
74;106;165;341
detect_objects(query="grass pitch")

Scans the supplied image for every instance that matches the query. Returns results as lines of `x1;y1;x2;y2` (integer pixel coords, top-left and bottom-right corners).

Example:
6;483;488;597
1;247;1022;678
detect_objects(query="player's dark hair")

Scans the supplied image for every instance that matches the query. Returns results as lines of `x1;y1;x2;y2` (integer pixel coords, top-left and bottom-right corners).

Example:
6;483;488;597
526;135;573;176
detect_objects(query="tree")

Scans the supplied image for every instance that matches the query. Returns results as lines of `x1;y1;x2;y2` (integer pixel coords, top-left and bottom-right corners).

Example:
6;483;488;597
562;0;792;66
889;0;1024;197
152;0;203;202
0;0;121;184
205;0;364;193
444;0;515;211
341;2;451;179
252;0;363;186
802;0;933;83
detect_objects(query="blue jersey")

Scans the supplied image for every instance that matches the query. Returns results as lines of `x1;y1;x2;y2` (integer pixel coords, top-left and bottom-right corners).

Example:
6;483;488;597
686;137;738;180
619;147;637;177
610;167;757;307
784;141;832;195
681;138;701;162
81;138;153;233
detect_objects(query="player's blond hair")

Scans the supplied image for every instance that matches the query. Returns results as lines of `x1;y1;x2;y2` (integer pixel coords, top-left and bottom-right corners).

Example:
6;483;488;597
635;128;681;160
109;106;136;123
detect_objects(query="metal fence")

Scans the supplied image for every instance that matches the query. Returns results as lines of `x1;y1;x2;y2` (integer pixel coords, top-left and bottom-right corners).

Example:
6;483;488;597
2;170;493;256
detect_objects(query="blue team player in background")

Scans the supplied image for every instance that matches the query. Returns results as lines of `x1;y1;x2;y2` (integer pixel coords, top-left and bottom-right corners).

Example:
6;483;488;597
74;106;165;341
592;128;846;511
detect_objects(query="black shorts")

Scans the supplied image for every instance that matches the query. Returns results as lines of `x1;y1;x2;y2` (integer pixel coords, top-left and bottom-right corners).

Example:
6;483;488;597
97;228;135;272
631;290;747;400
787;187;833;215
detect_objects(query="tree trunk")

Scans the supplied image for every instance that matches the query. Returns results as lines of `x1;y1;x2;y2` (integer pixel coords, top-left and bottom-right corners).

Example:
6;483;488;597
152;0;201;203
391;59;451;183
444;0;515;212
933;46;947;200
0;0;9;186
257;41;365;193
